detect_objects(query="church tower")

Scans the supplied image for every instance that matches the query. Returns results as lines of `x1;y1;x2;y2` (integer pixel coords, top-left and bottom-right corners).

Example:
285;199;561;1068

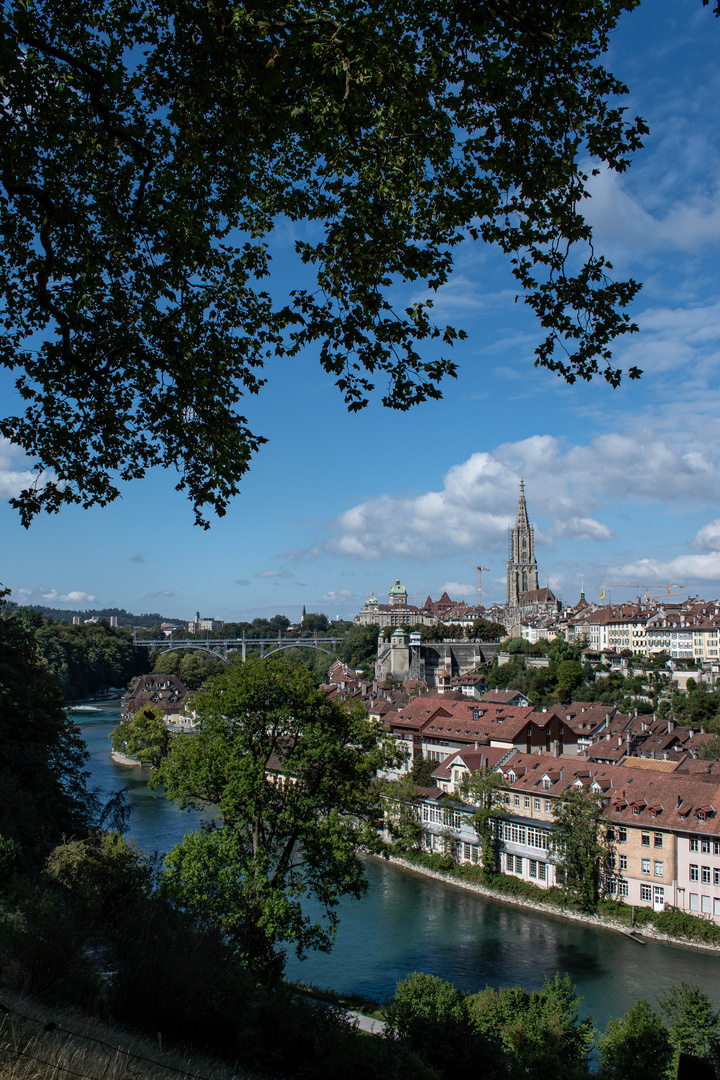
506;479;539;609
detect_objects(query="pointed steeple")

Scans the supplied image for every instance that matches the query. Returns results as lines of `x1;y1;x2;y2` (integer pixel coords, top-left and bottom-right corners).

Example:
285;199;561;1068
506;479;539;611
516;477;531;530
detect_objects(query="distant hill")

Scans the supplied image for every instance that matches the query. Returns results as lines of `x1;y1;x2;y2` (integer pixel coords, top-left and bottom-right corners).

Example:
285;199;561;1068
9;604;181;628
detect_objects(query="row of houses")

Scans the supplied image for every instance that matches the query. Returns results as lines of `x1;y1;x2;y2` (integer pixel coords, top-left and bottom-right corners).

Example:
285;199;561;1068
387;751;720;921
521;595;720;666
378;689;720;921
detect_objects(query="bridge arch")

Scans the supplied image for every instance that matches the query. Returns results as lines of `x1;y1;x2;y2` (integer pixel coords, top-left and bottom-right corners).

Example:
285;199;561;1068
261;642;335;658
146;642;230;662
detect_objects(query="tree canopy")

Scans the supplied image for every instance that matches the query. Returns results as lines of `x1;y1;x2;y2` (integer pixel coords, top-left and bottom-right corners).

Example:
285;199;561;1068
156;656;394;980
0;587;96;858
0;0;660;525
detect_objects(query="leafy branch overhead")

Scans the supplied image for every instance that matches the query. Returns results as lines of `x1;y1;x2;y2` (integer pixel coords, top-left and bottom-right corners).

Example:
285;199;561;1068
1;0;668;524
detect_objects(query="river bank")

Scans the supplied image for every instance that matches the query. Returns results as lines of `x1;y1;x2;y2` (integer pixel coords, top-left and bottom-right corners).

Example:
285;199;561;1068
77;715;720;1027
378;851;720;955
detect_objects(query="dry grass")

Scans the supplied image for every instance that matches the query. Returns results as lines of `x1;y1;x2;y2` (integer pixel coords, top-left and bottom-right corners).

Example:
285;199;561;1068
0;989;255;1080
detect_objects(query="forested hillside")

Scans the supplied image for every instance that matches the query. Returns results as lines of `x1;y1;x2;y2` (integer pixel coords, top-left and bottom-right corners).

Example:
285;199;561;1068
13;609;150;700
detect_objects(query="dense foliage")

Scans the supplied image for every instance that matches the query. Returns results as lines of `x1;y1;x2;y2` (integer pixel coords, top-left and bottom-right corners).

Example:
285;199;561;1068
0;588;96;858
0;0;659;524
110;705;170;766
551;786;611;911
12;609;149;700
156;657;395;980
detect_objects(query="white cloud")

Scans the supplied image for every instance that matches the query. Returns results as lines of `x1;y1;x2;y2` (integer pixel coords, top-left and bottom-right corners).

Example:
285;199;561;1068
610;519;720;585
321;589;354;603
693;520;720;551
38;588;96;603
586;167;720;255
609;554;720;584
552;517;614;542
326;431;720;561
0;438;53;500
441;582;476;598
256;569;294;579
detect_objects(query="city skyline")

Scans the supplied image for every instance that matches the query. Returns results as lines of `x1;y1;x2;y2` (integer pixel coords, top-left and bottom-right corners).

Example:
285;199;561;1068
2;0;720;623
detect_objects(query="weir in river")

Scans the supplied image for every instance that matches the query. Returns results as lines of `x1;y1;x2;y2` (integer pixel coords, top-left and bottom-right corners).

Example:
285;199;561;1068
79;706;720;1030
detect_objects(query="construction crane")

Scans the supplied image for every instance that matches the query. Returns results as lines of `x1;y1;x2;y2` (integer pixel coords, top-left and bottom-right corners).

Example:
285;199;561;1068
603;581;686;602
476;566;490;609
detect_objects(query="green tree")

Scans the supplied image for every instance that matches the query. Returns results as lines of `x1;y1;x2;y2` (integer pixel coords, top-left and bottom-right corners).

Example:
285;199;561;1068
0;0;664;525
598;998;673;1080
384;773;423;852
551;785;610;911
461;767;505;882
659;981;720;1073
410;756;437;788
470;974;595;1080
385;972;493;1080
472;618;507;641
0;587;95;858
156;657;394;981
110;705;170;767
300;612;330;634
178;649;225;688
337;623;380;671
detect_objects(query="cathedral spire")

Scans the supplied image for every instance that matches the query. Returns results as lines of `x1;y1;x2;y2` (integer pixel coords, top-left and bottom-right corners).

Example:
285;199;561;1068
516;477;531;530
506;479;539;613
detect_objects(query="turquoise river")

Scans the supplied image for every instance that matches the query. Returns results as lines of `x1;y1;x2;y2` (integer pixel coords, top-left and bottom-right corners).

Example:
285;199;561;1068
78;702;720;1030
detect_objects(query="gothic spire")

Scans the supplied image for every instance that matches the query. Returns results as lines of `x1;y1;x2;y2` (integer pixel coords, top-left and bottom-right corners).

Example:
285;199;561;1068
516;477;531;530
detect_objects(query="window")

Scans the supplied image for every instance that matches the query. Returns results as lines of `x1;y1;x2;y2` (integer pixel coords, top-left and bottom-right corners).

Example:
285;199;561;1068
714;868;720;886
690;865;699;882
690;893;699;911
618;828;627;843
543;778;551;790
690;838;699;852
506;853;515;872
702;866;711;884
534;798;541;810
702;895;712;914
641;859;650;874
654;833;663;848
545;801;552;813
524;796;530;808
515;856;522;873
529;860;537;878
654;862;663;877
641;833;650;846
714;842;720;856
538;862;546;881
640;884;652;902
620;855;627;871
618;880;629;898
702;840;711;854
514;795;521;806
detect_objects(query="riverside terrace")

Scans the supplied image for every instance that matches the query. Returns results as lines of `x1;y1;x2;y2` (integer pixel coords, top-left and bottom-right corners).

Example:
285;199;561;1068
385;751;720;922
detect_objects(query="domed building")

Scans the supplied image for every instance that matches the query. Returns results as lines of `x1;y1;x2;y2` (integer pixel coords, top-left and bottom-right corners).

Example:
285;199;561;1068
388;579;408;605
354;579;434;628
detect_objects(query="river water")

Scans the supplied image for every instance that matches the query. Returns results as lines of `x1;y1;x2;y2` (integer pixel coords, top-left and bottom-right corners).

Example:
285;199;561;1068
78;704;720;1030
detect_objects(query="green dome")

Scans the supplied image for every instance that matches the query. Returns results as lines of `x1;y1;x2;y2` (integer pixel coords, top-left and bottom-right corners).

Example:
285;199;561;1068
389;578;407;598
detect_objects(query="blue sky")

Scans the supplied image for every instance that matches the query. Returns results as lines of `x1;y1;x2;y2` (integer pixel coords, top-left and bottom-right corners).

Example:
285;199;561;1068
3;0;720;624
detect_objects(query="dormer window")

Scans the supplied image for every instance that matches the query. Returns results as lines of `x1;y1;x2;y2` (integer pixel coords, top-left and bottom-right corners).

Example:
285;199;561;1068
632;806;639;815
543;778;551;790
698;811;707;822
